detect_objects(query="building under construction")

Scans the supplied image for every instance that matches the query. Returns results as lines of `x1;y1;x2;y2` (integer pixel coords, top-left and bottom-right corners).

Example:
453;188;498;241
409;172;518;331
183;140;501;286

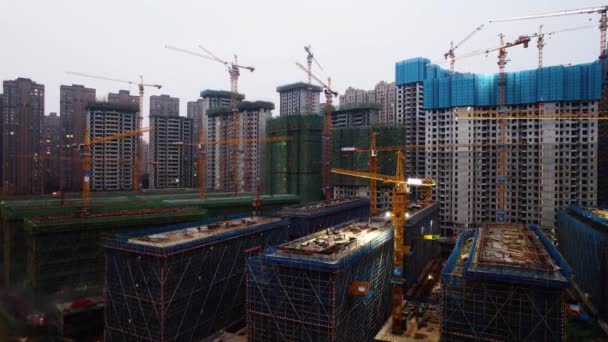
278;197;369;240
247;217;393;342
0;191;299;294
442;223;572;341
104;216;289;341
557;205;608;322
265;114;323;203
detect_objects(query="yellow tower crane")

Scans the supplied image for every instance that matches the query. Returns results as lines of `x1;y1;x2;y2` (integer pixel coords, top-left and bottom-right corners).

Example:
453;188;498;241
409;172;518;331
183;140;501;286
331;151;435;335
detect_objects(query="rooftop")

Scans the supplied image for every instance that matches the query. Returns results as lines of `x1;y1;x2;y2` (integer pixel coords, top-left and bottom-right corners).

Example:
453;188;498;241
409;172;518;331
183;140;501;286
443;223;572;288
200;89;245;100
128;216;281;248
272;217;391;262
281;197;367;213
276;82;322;93
86;101;139;113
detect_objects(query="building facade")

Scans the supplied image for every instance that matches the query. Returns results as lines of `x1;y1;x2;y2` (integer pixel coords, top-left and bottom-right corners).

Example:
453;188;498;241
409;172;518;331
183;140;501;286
42;112;61;193
192;90;244;190
150;94;179;117
331;104;380;128
87;102;138;191
408;57;601;230
149;114;194;189
207;101;273;192
60;84;96;192
396;59;428;178
276;82;322;115
2;78;45;195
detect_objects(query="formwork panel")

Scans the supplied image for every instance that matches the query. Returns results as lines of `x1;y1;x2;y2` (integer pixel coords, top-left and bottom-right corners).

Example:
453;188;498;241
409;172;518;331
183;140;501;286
105;217;289;342
247;218;393;342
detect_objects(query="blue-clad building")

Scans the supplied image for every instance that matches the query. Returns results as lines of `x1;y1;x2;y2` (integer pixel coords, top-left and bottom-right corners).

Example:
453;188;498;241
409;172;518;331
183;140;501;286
396;57;601;230
557;205;608;321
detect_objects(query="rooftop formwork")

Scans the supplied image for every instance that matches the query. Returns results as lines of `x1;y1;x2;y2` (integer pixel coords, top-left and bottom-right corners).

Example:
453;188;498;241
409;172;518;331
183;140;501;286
247;217;393;342
277;197;369;239
442;223;572;341
104;216;290;342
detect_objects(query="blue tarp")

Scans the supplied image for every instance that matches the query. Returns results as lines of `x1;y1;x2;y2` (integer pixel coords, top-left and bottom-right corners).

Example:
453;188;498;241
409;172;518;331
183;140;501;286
395;57;602;109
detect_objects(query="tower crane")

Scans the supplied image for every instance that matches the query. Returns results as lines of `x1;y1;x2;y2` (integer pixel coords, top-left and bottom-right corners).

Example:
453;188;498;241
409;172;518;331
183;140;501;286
296;62;338;200
529;24;596;68
304;45;324;112
66;71;162;193
444;24;485;73
80;126;152;211
331;151;435;335
165;44;254;196
489;5;608;60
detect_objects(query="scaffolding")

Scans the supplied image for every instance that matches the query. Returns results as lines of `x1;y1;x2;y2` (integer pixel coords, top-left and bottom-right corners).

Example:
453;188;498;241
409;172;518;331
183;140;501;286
265;114;323;203
247;218;393;342
278;197;369;240
25;206;209;293
104;216;289;342
441;224;572;341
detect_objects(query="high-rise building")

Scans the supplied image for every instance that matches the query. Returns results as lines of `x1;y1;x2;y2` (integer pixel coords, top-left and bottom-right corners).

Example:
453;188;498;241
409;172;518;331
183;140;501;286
2;78;45;195
338;82;397;126
87;102;138;191
276;82;322;115
412;57;601;230
150;94;179;117
42;112;61;193
60;84;96;192
191;90;244;190
149;98;194;189
374;81;397;125
141;140;150;189
207;101;273;192
396;58;428;178
338;86;375;107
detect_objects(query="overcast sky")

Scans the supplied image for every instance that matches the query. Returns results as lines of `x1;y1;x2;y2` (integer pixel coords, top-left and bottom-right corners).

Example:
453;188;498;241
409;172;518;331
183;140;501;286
0;0;603;120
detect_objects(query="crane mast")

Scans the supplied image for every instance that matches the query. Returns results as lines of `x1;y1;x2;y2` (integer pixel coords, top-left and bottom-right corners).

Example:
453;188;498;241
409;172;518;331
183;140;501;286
331;151;435;335
305;46;314;113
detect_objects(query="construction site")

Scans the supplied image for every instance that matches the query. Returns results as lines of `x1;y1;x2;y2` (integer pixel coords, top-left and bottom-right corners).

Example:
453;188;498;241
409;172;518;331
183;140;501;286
2;3;608;342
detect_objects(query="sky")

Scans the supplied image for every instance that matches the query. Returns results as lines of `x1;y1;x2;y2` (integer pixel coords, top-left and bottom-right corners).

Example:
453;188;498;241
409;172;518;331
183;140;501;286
0;0;603;121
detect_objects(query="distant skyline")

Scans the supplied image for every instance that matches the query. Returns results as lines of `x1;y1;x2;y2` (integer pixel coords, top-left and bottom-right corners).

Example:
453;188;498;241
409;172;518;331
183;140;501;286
0;0;602;121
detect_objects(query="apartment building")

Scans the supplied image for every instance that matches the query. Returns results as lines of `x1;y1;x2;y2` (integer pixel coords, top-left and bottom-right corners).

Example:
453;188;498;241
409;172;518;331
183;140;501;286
207;101;273;192
396;58;428;178
414;58;601;230
276;82;321;115
149;115;194;189
60;84;96;192
87;102;138;191
2;78;45;195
